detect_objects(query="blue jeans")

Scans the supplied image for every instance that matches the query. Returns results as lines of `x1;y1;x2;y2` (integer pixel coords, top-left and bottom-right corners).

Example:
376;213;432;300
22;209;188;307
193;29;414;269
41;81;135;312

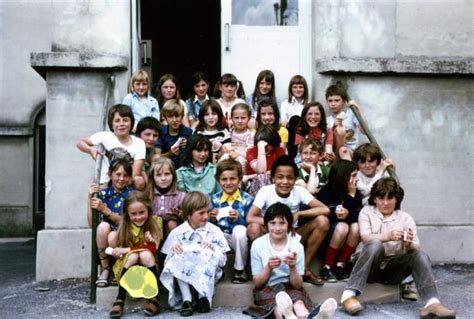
345;240;438;303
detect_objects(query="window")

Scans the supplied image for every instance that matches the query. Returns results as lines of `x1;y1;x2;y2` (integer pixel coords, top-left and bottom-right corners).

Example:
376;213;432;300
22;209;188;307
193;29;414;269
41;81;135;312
232;0;298;26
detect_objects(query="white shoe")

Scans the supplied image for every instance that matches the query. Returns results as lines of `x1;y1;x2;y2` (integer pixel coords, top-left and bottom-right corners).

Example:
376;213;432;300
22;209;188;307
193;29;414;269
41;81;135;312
275;291;297;319
310;297;338;319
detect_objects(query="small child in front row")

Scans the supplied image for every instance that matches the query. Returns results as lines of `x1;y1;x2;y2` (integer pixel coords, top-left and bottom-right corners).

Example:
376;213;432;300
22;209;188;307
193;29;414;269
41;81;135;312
295;137;329;195
245;202;337;319
194;99;231;163
353;143;396;206
160;192;230;317
209;159;254;283
109;191;163;318
88;158;135;288
146;157;185;238
341;178;455;319
136;116;161;172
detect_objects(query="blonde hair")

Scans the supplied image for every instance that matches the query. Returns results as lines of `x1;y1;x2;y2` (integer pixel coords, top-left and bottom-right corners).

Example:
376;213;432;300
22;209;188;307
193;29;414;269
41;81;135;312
128;69;150;93
181;192;210;219
161;99;184;118
116;191;163;247
146;157;177;198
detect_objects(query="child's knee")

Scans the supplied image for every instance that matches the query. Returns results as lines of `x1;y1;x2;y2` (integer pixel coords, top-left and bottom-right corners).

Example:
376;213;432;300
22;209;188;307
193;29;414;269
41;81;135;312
139;250;155;265
97;222;111;236
314;215;330;231
334;222;349;235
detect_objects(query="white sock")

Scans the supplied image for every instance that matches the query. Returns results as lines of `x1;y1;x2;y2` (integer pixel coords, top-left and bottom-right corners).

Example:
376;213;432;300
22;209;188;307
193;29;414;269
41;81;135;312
336;262;345;267
177;278;192;302
341;289;357;303
424;297;440;308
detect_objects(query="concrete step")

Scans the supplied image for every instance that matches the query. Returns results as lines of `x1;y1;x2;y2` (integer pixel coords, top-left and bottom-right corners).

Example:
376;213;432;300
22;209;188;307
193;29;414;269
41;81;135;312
96;278;399;310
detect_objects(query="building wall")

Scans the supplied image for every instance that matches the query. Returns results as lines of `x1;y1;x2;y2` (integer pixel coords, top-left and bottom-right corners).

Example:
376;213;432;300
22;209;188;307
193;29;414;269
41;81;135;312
313;0;473;262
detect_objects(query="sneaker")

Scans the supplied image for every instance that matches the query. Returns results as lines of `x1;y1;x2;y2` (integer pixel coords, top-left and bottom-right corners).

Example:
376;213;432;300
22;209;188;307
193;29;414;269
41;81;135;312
321;267;337;283
195;297;210;313
419;303;456;319
333;265;349;281
232;269;247;284
308;297;338;319
275;291;297;319
401;282;418;301
179;300;193;317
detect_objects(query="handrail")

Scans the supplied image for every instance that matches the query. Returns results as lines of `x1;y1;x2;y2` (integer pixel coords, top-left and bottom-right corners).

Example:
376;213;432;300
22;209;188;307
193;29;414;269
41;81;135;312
90;74;115;303
348;104;399;184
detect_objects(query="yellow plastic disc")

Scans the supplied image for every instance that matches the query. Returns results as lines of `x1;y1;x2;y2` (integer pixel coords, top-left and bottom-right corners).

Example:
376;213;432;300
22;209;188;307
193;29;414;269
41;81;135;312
120;265;158;299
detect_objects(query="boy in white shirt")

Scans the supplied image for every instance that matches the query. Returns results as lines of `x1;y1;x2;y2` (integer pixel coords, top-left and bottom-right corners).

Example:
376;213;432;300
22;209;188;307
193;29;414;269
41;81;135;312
246;155;330;285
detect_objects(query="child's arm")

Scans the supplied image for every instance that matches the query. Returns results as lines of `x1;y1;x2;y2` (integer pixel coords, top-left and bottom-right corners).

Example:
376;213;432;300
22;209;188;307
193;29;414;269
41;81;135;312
286;252;303;289
347;100;366;135
253;256;281;288
246;205;264;226
294;198;330;222
299;163;318;194
77;136;101;160
252;141;268;174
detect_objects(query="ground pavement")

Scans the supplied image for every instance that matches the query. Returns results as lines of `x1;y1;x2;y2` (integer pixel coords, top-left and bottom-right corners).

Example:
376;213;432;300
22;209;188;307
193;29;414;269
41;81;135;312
0;239;472;318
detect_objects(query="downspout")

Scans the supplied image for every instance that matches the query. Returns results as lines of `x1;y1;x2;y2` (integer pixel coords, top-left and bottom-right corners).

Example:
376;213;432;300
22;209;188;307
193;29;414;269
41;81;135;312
130;0;139;74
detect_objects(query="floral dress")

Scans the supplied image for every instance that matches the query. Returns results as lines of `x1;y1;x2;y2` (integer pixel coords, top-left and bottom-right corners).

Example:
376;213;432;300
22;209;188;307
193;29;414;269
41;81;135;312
160;221;230;308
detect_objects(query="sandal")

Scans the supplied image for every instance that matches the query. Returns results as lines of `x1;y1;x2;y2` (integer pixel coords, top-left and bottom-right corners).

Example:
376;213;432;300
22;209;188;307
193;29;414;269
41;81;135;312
303;269;325;286
109;299;124;318
144;297;160;316
96;249;110;288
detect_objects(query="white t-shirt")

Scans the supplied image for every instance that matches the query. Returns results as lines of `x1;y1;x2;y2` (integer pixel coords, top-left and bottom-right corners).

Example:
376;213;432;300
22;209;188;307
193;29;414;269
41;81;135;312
253;184;314;216
327;108;360;150
90;131;146;183
250;233;304;287
280;97;305;123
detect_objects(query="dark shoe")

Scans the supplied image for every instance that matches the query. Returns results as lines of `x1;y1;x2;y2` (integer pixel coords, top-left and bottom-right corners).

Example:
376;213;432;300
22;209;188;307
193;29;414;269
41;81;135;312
232;269;247;284
342;296;363;315
402;282;419;301
144;297;160;316
109;299;124;318
321;267;337;283
333;265;349;281
195;297;211;313
419;303;456;319
303;270;325;286
179;300;193;317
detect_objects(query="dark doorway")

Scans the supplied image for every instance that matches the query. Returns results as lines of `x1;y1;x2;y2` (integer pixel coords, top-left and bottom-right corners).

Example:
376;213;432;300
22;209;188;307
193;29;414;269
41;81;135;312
140;0;221;100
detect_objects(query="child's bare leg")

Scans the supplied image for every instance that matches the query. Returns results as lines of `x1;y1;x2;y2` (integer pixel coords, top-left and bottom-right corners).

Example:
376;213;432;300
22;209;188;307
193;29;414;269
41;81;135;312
346;223;360;247
165;220;178;238
96;222;111;284
329;222;349;250
123;252;139;268
247;223;265;242
108;230;118;248
293;300;309;318
338;146;352;160
138;250;156;267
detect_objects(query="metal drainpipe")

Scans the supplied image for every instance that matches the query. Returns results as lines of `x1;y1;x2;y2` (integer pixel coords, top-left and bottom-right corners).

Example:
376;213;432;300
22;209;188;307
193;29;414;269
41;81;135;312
130;0;139;74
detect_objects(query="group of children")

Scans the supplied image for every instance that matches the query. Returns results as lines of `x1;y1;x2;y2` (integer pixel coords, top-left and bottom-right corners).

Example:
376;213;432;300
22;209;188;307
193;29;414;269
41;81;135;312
75;69;455;319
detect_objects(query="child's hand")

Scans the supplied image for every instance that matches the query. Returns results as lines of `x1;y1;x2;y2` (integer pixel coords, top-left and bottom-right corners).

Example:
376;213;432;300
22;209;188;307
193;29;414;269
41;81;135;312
324;152;336;163
170;144;180;156
229;150;240;159
180;138;187;149
88;184;100;198
209;208;218;222
89;147;104;160
90;197;106;213
171;243;183;254
280;120;288;128
300;162;315;173
169;207;182;217
285;252;297;268
112;247;128;259
403;228;414;248
212;140;222;152
335;207;349;220
229;209;239;222
387;229;405;241
267;256;281;269
380;159;396;172
201;241;213;250
145;231;156;244
257;140;268;150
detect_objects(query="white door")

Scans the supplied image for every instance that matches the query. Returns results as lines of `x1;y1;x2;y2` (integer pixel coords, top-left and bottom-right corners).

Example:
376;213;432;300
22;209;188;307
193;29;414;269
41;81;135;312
221;0;313;103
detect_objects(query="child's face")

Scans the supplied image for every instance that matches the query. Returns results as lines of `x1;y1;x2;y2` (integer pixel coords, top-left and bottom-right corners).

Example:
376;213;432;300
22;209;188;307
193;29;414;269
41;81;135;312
258;78;272;95
194;80;209;99
267;216;288;241
139;128;159;149
188;206;210;229
272;165;296;197
357;157;378;177
218;170;240;195
111;112;132;138
305;106;321;128
203;108;219;129
154;166;173;189
164;114;182;131
327;95;345;114
374;195;397;216
291;83;305;100
161;80;177;100
231;109;250;131
128;201;149;227
300;146;321;165
191;148;209;166
109;165;131;191
133;80;148;97
220;83;237;98
260;106;276;125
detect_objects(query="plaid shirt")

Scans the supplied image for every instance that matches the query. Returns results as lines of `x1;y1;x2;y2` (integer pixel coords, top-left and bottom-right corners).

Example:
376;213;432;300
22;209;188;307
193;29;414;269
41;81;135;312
209;189;254;234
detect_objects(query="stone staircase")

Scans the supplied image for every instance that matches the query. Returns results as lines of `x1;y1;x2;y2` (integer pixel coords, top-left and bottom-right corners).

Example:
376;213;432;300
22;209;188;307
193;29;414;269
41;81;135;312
95;253;400;311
